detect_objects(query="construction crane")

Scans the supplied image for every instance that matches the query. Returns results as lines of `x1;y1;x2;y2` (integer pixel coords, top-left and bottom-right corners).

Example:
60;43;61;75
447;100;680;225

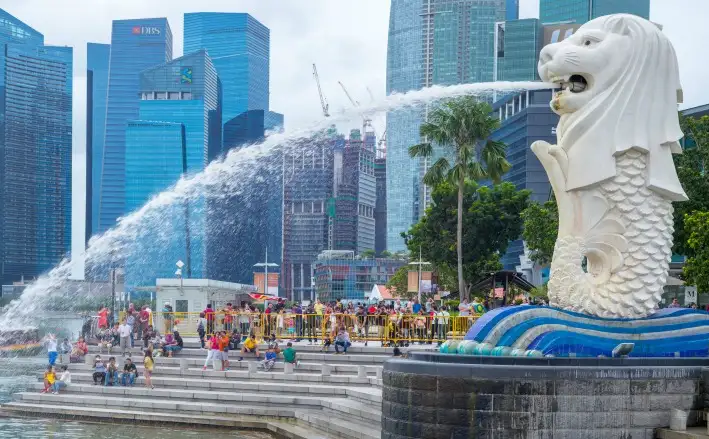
312;63;329;117
377;128;387;158
366;86;375;103
338;81;374;143
338;81;360;107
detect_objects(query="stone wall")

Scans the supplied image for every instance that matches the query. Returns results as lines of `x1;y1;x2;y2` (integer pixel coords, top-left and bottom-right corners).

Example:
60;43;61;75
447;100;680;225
382;354;707;439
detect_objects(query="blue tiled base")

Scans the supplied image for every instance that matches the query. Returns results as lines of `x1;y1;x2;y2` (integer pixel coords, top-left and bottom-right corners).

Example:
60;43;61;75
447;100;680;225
441;305;709;358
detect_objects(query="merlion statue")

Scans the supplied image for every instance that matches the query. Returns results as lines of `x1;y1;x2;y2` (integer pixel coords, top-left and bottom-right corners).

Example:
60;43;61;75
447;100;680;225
531;14;687;318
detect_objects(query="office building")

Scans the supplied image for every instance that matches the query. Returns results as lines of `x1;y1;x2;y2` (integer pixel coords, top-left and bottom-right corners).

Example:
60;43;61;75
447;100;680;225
313;251;405;301
490;90;558;279
282;128;342;301
184;12;271;146
86;43;111;242
374;156;387;256
386;0;513;252
0;9;72;285
123;50;219;287
97;18;173;234
540;0;650;24
184;12;284;288
333;129;377;254
206;111;284;287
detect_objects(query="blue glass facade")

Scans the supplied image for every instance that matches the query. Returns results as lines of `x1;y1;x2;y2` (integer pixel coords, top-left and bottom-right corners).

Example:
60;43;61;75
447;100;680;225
86;43;110;242
185;12;285;287
496;19;542;82
540;0;649;24
386;0;508;252
0;9;72;284
98;18;172;234
124;121;199;286
123;50;218;287
184;12;269;142
491;90;558;270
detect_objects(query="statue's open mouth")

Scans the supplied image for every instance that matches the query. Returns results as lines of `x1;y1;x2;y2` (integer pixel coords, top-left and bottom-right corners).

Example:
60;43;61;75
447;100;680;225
550;74;589;93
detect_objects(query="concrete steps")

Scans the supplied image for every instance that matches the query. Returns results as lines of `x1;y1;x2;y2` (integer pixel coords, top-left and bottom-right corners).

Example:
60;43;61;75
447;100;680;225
5;338;388;438
657;428;709;438
12;391;380;438
24;383;382;424
88;346;392;364
0;402;328;439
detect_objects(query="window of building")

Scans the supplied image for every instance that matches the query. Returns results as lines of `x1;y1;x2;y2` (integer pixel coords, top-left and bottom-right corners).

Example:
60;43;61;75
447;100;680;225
143;92;154;100
181;92;192;100
168;91;180;100
156;92;167;100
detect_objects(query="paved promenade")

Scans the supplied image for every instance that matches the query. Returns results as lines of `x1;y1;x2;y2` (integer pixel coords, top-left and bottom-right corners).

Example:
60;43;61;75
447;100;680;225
1;338;429;438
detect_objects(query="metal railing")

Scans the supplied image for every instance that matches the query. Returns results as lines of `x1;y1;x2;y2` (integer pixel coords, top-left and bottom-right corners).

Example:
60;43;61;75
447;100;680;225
138;312;480;344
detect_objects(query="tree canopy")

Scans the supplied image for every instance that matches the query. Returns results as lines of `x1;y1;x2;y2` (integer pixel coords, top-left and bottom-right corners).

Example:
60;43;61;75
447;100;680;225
521;197;558;266
673;115;709;256
402;181;529;295
683;211;709;293
408;96;511;299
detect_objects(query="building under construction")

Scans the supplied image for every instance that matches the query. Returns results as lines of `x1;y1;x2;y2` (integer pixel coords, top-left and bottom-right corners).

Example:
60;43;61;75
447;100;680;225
282;127;380;301
313;250;405;302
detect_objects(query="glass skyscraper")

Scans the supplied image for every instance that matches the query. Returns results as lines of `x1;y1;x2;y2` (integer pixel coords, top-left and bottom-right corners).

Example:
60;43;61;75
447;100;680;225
184;12;285;287
184;12;270;146
540;0;650;24
97;18;173;234
123;50;219;287
386;0;509;252
0;9;72;284
495;19;542;82
86;42;110;242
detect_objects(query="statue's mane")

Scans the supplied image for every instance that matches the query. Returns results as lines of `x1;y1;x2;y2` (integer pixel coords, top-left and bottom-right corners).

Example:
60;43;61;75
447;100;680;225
557;14;687;201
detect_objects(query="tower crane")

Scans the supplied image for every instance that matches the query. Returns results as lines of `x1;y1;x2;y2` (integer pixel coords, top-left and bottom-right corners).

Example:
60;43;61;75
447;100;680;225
377;128;387;158
338;81;374;143
312;63;329;117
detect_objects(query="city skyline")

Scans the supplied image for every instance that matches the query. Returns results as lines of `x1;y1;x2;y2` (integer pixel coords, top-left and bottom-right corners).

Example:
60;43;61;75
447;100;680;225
0;0;707;280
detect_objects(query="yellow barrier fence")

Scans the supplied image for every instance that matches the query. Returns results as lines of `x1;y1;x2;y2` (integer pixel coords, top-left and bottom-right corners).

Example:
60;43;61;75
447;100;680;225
127;312;482;345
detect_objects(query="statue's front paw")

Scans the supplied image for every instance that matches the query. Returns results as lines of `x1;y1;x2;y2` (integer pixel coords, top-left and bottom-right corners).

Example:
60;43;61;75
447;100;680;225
531;140;552;157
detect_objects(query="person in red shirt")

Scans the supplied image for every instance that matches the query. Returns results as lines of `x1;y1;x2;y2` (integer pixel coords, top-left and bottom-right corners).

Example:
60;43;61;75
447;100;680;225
203;304;215;336
223;303;234;332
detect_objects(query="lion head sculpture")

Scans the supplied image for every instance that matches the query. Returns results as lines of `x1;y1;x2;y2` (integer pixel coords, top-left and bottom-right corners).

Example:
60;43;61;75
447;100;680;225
538;14;687;202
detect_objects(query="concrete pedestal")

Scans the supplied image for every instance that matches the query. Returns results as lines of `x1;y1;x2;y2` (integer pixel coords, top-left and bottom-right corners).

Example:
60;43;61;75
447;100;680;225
382;353;707;439
248;361;258;374
357;365;367;378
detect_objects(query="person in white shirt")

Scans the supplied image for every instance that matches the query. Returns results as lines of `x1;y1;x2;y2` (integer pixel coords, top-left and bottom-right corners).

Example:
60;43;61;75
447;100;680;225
458;299;470;317
436;306;450;344
52;365;71;394
45;334;58;366
118;319;132;357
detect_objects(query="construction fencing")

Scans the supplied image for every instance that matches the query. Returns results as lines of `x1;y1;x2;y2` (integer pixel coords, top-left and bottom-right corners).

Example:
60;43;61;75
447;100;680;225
146;312;479;344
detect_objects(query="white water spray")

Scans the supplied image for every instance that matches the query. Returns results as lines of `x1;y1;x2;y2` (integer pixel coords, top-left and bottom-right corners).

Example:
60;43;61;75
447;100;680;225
0;81;553;330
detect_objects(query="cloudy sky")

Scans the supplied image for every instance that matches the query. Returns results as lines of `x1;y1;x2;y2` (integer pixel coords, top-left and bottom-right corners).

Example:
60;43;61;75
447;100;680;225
0;0;707;276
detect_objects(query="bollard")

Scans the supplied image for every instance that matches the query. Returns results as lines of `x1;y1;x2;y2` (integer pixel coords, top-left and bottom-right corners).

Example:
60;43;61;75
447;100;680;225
248;361;258;374
284;362;295;374
321;364;331;376
179;358;188;373
357;365;367;378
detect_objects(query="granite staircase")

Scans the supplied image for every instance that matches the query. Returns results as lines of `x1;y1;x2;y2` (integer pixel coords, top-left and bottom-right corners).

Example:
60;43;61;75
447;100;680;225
0;339;415;438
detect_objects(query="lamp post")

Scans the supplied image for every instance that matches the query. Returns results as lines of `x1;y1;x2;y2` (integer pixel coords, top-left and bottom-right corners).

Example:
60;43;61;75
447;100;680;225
175;260;185;296
254;247;279;306
409;245;431;304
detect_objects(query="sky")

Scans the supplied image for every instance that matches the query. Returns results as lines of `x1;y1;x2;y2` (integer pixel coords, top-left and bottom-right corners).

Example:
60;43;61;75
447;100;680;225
0;0;707;277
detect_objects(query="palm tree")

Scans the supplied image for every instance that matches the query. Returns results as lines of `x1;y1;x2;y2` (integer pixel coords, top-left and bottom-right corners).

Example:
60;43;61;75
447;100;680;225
409;96;510;300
